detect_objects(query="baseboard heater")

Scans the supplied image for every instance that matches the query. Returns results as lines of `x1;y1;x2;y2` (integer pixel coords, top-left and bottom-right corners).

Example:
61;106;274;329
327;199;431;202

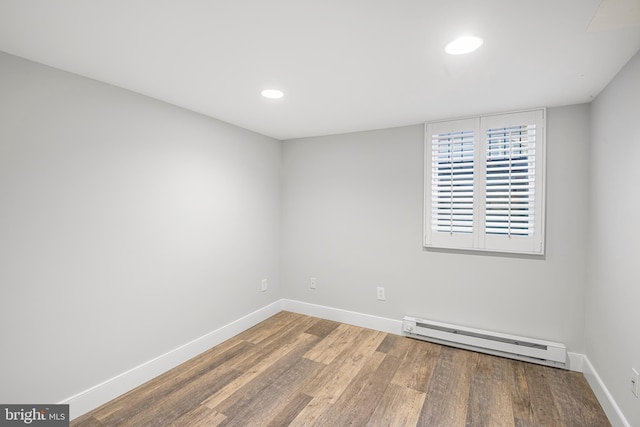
402;316;566;369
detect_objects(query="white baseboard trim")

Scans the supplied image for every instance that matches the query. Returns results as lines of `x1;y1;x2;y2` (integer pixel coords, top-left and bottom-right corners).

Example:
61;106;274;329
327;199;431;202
281;299;403;335
61;298;628;427
582;356;630;427
63;299;400;420
61;300;283;421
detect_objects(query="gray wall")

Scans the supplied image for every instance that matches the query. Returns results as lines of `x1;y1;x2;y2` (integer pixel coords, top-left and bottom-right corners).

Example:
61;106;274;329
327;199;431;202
587;50;640;426
281;105;591;353
0;52;282;403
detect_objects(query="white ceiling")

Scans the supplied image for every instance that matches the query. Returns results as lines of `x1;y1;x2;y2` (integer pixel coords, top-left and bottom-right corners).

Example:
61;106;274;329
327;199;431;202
1;0;639;140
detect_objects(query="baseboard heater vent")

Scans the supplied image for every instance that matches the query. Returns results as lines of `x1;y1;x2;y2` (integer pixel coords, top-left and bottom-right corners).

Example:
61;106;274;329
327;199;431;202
402;316;566;369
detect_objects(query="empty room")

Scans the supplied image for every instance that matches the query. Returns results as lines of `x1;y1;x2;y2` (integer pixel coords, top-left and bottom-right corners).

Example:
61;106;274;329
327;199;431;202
1;1;639;426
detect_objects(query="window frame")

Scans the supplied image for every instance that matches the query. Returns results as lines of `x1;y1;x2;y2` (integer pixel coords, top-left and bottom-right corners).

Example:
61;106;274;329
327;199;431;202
423;109;546;255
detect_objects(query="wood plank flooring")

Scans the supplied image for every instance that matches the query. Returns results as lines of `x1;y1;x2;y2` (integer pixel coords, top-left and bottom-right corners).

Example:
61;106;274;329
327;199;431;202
71;311;610;427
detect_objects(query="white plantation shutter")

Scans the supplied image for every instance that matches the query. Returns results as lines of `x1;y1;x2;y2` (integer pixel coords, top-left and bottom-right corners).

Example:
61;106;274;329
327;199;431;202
431;130;475;234
485;124;536;236
424;118;478;249
425;110;545;254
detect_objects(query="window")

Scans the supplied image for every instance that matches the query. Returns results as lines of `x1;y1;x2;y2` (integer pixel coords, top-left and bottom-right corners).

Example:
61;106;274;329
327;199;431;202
424;110;545;254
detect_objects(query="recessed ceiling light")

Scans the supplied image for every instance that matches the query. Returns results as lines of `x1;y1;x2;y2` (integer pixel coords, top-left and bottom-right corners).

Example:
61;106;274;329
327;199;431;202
261;89;284;99
445;36;483;55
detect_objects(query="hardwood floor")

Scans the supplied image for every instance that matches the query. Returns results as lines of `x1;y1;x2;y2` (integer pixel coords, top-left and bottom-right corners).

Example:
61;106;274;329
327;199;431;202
71;311;610;427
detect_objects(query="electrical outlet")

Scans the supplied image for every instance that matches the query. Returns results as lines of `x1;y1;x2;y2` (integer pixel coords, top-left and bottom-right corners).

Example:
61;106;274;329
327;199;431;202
261;279;268;292
377;286;385;301
632;368;639;398
310;277;317;289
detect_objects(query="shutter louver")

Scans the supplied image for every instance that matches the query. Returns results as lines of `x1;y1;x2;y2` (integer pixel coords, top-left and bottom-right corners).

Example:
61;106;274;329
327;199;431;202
485;124;536;237
431;130;475;235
